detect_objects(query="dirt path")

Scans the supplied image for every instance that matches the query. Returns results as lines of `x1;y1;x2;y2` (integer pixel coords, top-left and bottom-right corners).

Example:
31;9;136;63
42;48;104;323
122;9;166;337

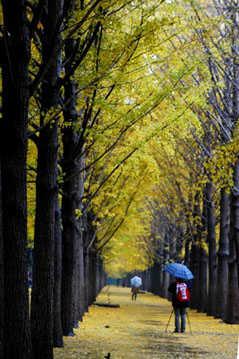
54;286;239;359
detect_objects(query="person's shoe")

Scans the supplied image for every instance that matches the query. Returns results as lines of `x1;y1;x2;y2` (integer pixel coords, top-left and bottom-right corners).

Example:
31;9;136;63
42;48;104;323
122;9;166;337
174;329;180;333
181;329;185;333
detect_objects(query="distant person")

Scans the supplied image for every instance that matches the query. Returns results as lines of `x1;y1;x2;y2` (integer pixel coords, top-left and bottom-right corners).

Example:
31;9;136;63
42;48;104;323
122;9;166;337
131;286;139;300
168;277;192;333
28;271;32;288
116;278;120;287
122;279;126;287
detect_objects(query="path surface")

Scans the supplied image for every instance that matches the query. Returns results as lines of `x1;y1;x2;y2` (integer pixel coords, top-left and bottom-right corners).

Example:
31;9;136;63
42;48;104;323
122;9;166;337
54;286;239;359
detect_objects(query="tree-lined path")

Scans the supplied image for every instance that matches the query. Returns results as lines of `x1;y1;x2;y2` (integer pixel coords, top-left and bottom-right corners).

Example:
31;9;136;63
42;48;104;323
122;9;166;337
1;1;239;358
54;286;238;359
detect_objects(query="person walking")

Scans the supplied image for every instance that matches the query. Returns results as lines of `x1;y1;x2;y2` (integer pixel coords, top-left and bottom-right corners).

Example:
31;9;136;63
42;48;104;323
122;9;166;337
168;277;192;333
131;286;139;300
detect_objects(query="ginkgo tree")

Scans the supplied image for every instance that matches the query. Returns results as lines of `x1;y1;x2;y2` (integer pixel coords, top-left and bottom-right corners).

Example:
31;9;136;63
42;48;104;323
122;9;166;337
2;1;239;358
90;0;211;280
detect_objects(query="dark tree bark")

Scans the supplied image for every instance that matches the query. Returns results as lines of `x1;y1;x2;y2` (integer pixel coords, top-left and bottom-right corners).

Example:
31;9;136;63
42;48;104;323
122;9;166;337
225;158;239;324
53;197;63;347
95;252;101;297
215;187;229;320
31;122;58;359
189;193;201;309
184;238;190;267
73;245;80;329
175;226;184;261
197;187;208;313
1;1;32;358
76;167;86;321
0;162;4;359
151;261;161;296
234;158;239;285
206;180;217;316
162;231;170;299
83;210;95;310
189;243;200;309
197;247;208;313
61;179;78;334
89;250;97;304
61;37;79;336
61;145;78;336
100;263;106;289
31;1;62;357
74;238;81;326
84;247;90;311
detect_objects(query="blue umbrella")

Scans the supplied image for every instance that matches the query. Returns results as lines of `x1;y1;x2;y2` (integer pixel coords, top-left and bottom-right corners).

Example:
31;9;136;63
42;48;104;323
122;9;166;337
130;276;142;288
163;263;194;280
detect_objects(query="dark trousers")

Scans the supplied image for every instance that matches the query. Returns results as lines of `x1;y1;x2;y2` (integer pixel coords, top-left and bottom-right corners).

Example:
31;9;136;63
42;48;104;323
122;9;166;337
174;307;186;332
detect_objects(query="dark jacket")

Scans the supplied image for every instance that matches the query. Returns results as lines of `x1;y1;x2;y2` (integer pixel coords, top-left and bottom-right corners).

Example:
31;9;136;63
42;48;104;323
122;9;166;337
168;280;192;308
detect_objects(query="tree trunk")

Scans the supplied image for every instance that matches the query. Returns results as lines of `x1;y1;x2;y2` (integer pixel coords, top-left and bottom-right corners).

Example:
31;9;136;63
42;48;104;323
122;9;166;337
197;247;208;312
84;249;90;311
225;158;239;324
90;250;97;304
1;1;32;358
61;165;77;335
100;263;106;289
95;252;101;296
76;162;85;321
162;232;170;299
197;189;208;313
175;226;184;261
76;234;85;322
234;158;239;285
151;261;161;296
189;243;200;309
0;162;4;359
83;211;95;311
31;121;58;358
61;34;82;335
215;187;229;320
53;197;63;347
73;237;80;328
184;238;190;267
189;193;201;310
206;180;217;316
31;1;62;357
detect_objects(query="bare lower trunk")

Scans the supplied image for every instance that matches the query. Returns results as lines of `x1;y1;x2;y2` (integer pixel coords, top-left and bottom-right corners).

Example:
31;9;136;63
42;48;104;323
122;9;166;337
162;232;170;299
84;249;90;311
53;197;63;347
1;1;32;358
197;190;208;313
73;238;80;328
95;253;100;297
77;234;85;321
234;158;239;285
206;180;217;316
189;244;200;309
61;173;77;335
198;247;208;313
190;193;201;309
61;36;81;336
151;261;161;296
89;250;97;304
31;121;58;359
76;162;85;321
31;2;62;357
225;158;239;324
215;187;229;320
0;162;4;359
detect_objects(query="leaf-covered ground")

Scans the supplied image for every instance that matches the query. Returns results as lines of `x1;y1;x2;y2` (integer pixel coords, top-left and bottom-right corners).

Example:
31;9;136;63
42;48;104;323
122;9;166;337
54;286;239;359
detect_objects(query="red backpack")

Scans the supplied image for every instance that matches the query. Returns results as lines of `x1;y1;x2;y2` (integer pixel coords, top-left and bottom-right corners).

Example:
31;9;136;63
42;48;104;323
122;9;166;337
176;282;190;301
